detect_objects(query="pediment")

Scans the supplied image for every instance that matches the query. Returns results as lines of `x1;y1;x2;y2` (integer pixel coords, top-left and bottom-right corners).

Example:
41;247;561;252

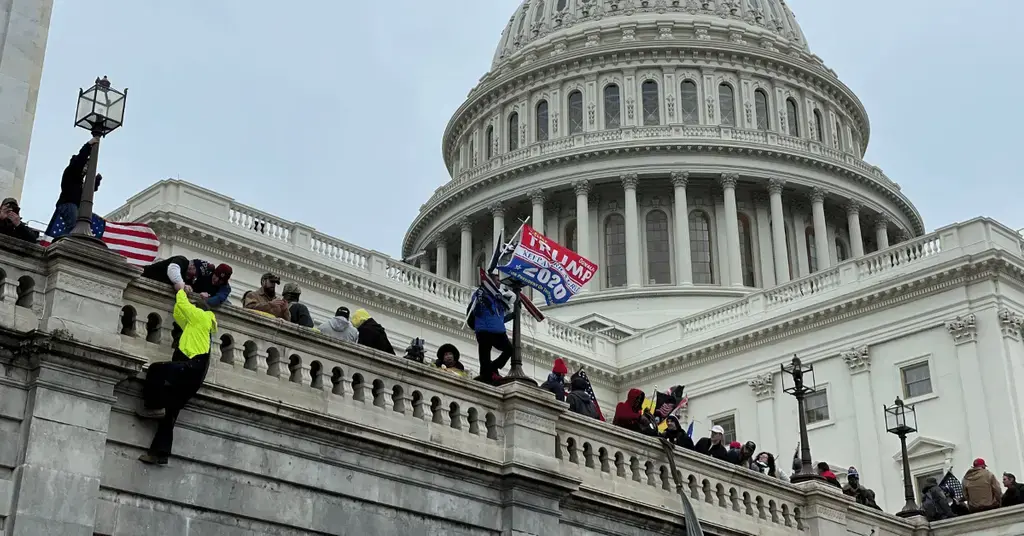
893;436;956;463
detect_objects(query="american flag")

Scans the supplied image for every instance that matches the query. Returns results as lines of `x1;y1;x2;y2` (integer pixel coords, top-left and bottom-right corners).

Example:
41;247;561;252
40;218;160;266
571;368;605;421
939;470;965;501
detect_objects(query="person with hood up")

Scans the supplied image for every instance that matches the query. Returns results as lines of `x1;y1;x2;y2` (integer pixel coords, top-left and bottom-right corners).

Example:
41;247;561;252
539;358;569;401
45;137;103;239
282;283;314;328
351;308;396;355
963;458;1002;512
661;415;695;450
922;476;956;521
816;462;841;488
613;388;658;436
694;425;729;461
136;284;217;465
1002;472;1024;507
566;375;600;419
0;198;39;243
319;306;359;343
243;273;290;320
434;343;467;377
468;283;515;384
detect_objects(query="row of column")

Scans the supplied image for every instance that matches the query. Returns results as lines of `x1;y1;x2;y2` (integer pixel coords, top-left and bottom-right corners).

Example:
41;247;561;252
431;175;898;288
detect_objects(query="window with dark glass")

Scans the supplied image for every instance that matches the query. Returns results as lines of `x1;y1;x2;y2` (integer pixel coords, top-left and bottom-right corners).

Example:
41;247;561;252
508;112;519;151
902;362;933;399
485;126;494;159
804;389;830;424
835;238;848;262
557;0;568;10
565;220;578;252
786;98;799;136
604;85;621;129
805;227;817;273
605;214;627;288
568;91;584;134
536;100;549;141
755;89;770;131
646;210;671;285
680;80;699;125
813;109;824;142
689;210;714;284
835;117;845;150
738;215;755;287
641;80;660;126
719;84;735;126
469;139;475;166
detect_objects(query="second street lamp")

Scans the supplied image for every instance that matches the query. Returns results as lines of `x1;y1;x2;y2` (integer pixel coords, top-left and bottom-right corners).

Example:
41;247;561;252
781;355;823;483
69;76;127;240
885;397;924;518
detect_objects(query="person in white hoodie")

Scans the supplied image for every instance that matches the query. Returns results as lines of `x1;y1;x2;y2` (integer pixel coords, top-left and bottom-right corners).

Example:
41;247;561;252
319;306;359;343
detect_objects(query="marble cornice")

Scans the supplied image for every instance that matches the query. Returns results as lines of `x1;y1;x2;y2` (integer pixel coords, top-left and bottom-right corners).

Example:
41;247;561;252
407;141;920;256
445;35;868;162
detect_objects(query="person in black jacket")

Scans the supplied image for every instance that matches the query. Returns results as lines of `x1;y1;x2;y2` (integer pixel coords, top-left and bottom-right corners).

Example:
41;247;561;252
0;198;39;243
539;358;568;402
661;415;695;450
694;425;729;461
351;308;396;355
45;137;102;239
1003;473;1024;507
566;375;600;419
142;256;192;287
922;476;956;521
282;283;314;328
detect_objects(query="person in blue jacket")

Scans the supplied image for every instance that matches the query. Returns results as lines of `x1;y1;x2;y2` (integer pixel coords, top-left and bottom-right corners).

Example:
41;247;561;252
469;285;516;384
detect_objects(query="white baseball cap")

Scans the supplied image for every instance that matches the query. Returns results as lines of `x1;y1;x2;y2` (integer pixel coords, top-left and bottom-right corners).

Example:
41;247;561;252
711;425;725;434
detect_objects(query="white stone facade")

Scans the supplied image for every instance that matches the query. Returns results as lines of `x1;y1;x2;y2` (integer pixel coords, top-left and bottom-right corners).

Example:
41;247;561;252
0;0;53;202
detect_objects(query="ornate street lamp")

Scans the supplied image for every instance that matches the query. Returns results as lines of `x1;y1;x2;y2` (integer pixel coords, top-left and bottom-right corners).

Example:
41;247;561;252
498;276;537;386
70;76;127;239
781;355;823;483
884;397;924;518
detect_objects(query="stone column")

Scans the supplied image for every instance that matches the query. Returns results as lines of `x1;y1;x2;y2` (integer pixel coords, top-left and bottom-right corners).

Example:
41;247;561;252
671;171;692;285
417;254;430;271
997;308;1024;474
621;173;642;288
768;179;790;283
875;217;890;250
490;202;505;246
841;346;886;508
845;201;864;258
434;236;448;278
459;218;473;286
529;189;546;236
810;187;831;270
574;179;592;262
720;173;744;286
747;373;778;458
946;314;995;462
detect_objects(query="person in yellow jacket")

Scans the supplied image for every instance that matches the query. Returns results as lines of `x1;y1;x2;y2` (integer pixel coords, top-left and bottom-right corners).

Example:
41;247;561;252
137;286;217;465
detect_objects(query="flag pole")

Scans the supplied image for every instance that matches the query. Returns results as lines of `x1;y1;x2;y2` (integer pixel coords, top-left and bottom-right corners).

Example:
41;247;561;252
501;277;536;385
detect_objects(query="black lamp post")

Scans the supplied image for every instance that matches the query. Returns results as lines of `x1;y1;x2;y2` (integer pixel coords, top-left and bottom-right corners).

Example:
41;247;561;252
498;277;537;386
781;355;823;483
885;397;924;518
70;76;127;240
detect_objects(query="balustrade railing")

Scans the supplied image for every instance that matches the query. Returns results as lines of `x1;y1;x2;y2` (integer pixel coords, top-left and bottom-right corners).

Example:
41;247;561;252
229;204;292;242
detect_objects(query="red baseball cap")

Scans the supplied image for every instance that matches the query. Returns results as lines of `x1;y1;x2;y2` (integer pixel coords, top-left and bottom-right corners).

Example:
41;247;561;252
974;458;986;468
214;263;233;280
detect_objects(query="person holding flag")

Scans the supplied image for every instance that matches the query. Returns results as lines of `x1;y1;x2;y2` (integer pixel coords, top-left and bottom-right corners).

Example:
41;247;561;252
467;277;516;384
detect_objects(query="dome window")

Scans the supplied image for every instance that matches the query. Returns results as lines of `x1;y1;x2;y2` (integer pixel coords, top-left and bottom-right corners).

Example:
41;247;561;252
641;80;660;126
813;109;824;142
557;0;568;10
718;84;736;127
680;80;700;125
689;210;714;284
646;210;671;285
536;100;549;141
485;126;494;160
786;98;800;137
568;91;585;134
603;85;621;129
508;112;520;151
605;214;627;288
755;89;770;131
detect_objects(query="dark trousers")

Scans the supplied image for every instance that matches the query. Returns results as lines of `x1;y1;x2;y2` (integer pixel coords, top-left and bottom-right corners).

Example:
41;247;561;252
476;331;513;378
143;349;210;457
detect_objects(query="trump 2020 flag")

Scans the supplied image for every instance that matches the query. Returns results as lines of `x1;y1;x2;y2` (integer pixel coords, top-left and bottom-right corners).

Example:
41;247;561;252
497;225;597;305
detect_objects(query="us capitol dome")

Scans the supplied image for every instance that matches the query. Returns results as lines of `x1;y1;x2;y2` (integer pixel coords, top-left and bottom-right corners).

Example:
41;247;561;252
403;0;923;330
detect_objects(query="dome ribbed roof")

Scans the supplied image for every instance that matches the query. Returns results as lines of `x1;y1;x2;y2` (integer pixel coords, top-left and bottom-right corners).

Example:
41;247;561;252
492;0;809;69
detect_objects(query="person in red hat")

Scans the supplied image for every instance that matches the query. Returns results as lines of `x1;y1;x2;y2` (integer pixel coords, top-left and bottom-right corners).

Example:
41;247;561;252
539;358;569;401
964;458;1002;512
190;261;233;307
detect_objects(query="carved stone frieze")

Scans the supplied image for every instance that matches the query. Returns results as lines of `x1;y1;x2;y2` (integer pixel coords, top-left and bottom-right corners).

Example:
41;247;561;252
670;171;689;188
841;346;870;373
998;308;1024;340
945;314;977;345
747;372;774;400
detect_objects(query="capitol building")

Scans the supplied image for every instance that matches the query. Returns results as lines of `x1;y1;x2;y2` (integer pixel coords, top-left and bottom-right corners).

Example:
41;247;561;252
2;0;1024;534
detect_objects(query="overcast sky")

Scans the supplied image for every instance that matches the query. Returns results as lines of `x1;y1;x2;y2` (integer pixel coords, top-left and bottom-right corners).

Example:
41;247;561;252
19;0;1024;257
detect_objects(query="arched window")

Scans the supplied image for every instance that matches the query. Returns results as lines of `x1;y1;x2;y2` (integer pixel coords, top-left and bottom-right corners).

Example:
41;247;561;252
641;80;660;125
835;238;849;262
605;214;627;288
557;0;568;10
786;98;799;136
564;220;578;252
508;112;519;151
689;211;714;284
485;125;494;160
835;117;845;150
568;91;584;134
755;89;770;131
805;227;818;273
813;109;824;142
719;84;736;126
604;85;621;129
536;100;549;141
738;214;755;287
680;80;699;125
646;210;671;285
468;138;475;166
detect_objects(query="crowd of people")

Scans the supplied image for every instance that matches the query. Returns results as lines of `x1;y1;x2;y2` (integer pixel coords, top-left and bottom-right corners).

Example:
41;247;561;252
921;459;1024;521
